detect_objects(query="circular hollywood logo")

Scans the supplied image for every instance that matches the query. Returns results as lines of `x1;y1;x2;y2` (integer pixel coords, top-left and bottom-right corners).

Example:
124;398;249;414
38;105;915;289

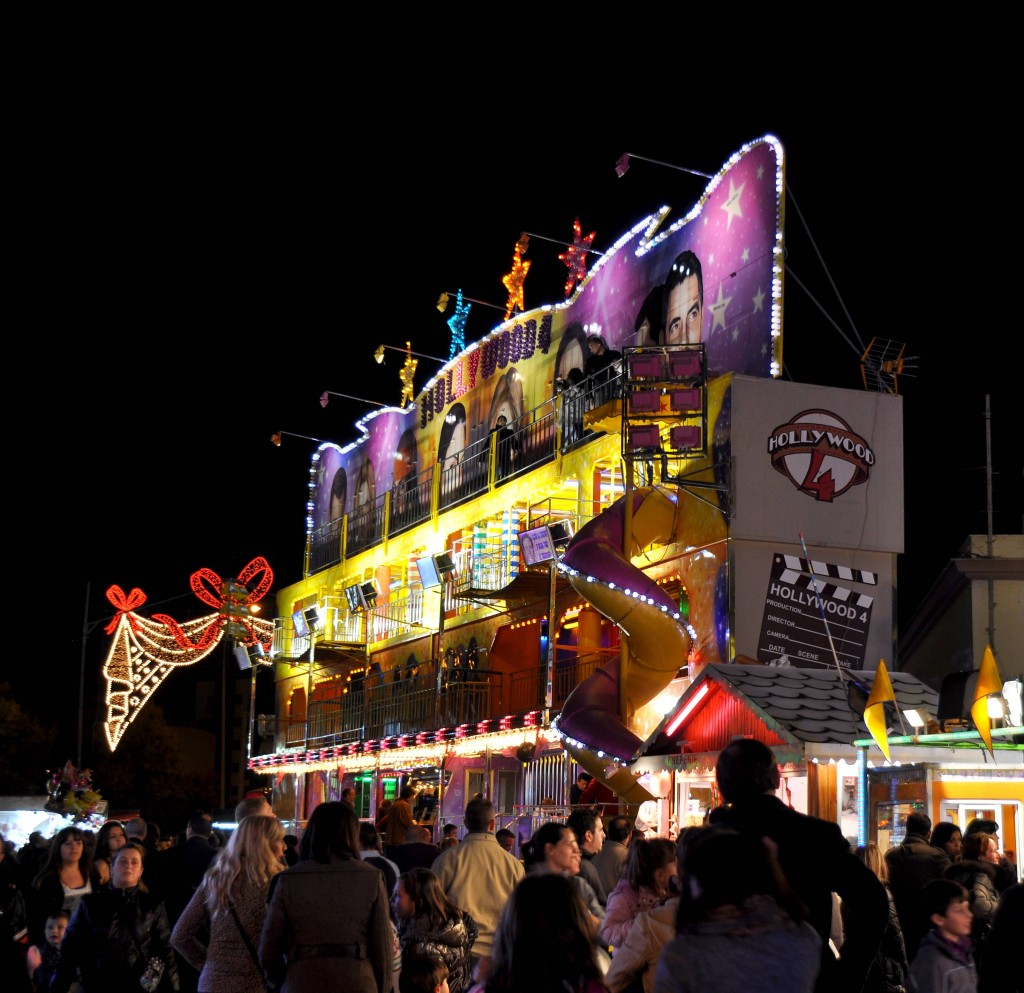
766;409;873;502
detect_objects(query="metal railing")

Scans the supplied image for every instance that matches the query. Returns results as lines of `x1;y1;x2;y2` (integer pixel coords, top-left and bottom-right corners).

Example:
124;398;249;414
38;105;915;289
275;655;605;752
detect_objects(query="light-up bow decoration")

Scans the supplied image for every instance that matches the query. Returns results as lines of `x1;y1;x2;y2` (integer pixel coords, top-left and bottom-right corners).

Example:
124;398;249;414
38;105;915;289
101;557;275;751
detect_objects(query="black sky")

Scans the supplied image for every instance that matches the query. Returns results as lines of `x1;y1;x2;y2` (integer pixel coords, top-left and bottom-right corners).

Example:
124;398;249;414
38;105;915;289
19;72;1019;762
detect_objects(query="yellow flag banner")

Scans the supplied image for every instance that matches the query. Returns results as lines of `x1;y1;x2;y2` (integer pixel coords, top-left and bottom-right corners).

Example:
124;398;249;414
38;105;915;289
970;645;1003;755
865;659;897;761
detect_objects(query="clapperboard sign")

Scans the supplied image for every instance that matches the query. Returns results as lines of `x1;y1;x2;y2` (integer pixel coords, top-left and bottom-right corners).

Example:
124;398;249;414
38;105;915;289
757;553;876;669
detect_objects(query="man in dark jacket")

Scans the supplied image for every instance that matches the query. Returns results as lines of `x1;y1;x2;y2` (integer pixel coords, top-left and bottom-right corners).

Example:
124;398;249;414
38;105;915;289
713;738;889;993
884;810;950;961
148;811;218;993
567;808;608;906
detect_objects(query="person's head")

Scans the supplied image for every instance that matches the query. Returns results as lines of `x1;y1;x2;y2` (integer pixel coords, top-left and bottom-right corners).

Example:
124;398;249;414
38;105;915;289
438;837;458;852
606;815;633;845
575;771;592;790
567;808;605;855
235;796;274;822
920;878;972;942
393;867;463;927
586;333;607;357
399;952;449;993
300;801;361;863
624;836;677;897
962;831;999;864
495;828;516;853
44;909;70;947
522;822;580;875
463;797;496;834
95;820;128;861
400;784;417;802
186;811;213;841
964;817;999;841
930;822;963;861
715;738;780;804
438;403;468;469
854;842;888;884
442;823;458;839
359;821;383;853
341;787;356;805
663;249;704;345
489;873;603;991
676;826;802;929
39;826;89;880
905;811;932;840
634;283;665;345
496;414;507;428
204;814;285;908
111;841;146;891
124;818;147;844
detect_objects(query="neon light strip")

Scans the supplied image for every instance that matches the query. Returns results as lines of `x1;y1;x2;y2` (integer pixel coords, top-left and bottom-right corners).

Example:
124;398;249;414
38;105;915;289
852;726;1024;749
665;682;710;737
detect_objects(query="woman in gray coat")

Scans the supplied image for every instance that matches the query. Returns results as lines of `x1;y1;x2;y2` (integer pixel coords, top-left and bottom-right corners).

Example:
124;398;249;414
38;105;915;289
259;801;392;993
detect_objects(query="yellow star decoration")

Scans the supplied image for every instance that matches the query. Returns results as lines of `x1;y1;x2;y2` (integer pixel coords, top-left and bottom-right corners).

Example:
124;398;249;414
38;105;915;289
558;217;596;296
399;340;419;408
502;233;531;320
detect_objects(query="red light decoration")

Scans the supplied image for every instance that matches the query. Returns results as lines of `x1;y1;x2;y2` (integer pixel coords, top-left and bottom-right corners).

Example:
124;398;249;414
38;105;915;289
558;217;596;296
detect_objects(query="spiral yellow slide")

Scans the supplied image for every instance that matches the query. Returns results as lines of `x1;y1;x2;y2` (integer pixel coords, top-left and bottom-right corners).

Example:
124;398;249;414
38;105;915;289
555;486;693;803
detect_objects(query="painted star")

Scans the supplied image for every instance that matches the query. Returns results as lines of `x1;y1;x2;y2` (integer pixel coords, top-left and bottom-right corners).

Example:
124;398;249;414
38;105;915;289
720;178;746;229
752;286;766;313
558;217;596;296
710;282;733;333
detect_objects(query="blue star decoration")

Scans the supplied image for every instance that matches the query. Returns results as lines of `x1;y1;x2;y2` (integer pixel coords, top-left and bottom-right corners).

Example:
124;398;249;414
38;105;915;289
447;289;471;359
559;217;596;296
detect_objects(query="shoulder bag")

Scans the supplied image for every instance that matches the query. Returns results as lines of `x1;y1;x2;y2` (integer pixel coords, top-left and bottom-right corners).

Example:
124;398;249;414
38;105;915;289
228;898;275;993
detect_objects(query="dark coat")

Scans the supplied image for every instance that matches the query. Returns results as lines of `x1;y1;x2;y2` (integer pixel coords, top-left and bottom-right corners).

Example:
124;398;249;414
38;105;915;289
148;836;218;926
713;794;889;993
884;831;950;960
52;883;180;993
397;912;478;993
259;855;392;993
945;859;1000;944
28;866;103;947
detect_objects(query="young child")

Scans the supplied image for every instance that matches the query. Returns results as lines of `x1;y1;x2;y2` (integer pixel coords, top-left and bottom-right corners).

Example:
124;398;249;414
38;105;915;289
26;908;71;992
909;879;977;993
400;952;450;993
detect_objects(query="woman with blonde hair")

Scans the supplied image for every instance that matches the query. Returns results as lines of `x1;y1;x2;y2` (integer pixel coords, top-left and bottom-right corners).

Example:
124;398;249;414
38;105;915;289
849;842;908;993
171;815;286;992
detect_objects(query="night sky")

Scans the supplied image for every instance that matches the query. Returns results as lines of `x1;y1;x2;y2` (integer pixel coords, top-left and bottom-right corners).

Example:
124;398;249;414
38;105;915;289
18;76;1019;765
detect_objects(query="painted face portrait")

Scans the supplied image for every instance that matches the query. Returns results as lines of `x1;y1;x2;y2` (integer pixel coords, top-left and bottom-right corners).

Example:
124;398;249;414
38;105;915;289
329;468;347;521
664;272;703;344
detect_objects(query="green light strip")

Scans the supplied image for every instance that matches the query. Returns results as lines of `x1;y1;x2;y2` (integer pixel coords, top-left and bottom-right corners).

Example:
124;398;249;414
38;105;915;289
853;726;1024;750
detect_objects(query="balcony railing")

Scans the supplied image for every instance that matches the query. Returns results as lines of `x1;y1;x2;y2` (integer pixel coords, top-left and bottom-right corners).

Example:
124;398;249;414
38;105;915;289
260;653;608;755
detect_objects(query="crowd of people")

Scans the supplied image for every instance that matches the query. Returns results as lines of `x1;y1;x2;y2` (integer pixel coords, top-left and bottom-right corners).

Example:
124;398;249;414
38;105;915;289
1;741;1020;993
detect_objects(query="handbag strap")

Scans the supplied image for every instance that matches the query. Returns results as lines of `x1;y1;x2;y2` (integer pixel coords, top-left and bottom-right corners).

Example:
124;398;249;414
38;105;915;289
227;898;262;972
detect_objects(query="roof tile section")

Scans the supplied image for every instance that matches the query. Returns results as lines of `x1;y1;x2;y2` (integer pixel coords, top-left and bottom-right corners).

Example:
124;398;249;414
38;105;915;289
707;664;940;747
